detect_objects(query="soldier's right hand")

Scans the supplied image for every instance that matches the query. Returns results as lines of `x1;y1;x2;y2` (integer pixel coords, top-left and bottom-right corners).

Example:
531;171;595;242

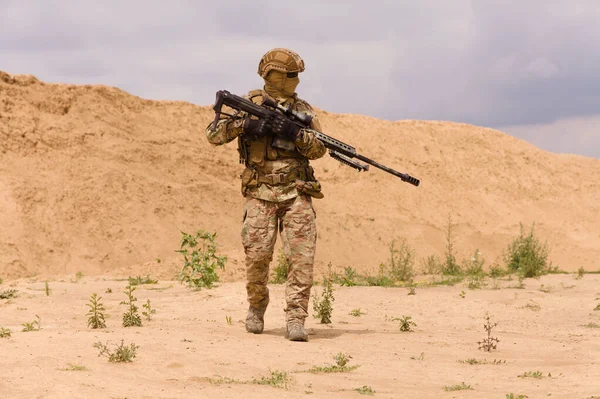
243;117;270;139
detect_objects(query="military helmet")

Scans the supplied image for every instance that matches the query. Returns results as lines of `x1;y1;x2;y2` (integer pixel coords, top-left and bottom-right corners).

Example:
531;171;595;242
257;48;305;78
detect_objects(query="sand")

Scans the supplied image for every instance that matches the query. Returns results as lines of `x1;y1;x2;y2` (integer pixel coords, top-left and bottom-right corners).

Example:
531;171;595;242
1;70;600;398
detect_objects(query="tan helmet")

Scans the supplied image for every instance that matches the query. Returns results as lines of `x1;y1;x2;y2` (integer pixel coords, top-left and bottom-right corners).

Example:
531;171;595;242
257;48;305;78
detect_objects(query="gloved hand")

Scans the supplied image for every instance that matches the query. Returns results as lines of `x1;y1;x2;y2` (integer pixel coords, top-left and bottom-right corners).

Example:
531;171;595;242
243;116;270;139
269;114;301;140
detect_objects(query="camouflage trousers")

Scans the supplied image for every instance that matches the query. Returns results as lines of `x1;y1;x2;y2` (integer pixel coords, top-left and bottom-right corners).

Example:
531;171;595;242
241;195;317;323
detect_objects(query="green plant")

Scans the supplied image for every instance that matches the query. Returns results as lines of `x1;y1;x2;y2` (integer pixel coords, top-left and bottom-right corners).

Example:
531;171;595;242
444;382;472;391
252;370;292;389
339;266;358;286
365;264;394;287
0;327;12;338
478;313;499;352
385;238;415;282
355;386;375;395
142;299;156;321
270;249;289;284
349;308;365;317
313;268;335;324
75;271;84;282
506;394;528;399
442;214;462;275
22;315;41;332
63;363;88;371
459;290;466;298
0;289;18;299
120;284;142;327
86;293;107;329
420;254;443;276
105;288;112;293
177;230;227;289
308;352;360;373
94;340;139;363
128;275;158;286
225;315;232;325
576;267;585;279
503;222;550;278
489;263;507;278
393;315;416;332
45;281;51;296
517;371;545;379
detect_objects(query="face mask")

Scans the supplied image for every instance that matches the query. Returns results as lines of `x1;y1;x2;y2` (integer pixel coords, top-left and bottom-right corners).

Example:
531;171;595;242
264;70;299;101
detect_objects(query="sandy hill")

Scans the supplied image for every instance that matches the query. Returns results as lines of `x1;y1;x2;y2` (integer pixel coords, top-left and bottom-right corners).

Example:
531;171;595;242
1;70;599;280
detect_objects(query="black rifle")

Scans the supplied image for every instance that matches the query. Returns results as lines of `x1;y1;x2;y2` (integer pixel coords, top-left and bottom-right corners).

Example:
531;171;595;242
212;90;420;186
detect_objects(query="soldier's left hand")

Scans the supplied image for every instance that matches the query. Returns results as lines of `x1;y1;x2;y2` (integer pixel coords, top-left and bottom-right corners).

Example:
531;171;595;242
269;114;301;140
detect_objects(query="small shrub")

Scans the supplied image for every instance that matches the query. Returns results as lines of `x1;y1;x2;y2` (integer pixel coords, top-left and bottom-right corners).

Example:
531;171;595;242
308;353;360;373
394;315;416;332
489;263;507;278
313;267;335;324
517;371;545;379
506;394;528;399
442;215;462;275
365;264;394;287
339;266;358;286
177;230;227;289
75;271;84;282
252;370;291;389
349;308;365;317
142;299;156;321
420;254;443;275
0;327;12;338
444;382;472;391
503;222;550;278
121;284;142;327
86;293;107;329
22;315;41;332
576;267;585;279
355;386;375;395
0;289;18;299
478;313;499;351
270;249;289;284
385;238;415;282
128;275;158;286
94;340;139;363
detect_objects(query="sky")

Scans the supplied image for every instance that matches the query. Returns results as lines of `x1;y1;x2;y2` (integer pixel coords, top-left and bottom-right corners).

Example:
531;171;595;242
1;0;599;158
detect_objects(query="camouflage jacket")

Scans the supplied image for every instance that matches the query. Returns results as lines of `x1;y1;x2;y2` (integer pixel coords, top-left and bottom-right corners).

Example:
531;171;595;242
206;89;326;202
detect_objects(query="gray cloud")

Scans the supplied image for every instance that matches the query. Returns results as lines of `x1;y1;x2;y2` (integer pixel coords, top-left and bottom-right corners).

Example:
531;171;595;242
1;0;599;157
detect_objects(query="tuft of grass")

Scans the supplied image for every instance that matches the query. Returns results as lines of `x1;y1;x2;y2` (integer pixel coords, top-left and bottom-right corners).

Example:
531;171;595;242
225;315;232;325
506;394;528;399
313;265;335;324
63;363;88;371
252;370;292;389
582;322;600;328
517;371;545;379
177;230;227;290
142;299;156;321
478;313;499;352
269;249;289;284
0;289;18;299
349;308;365;317
86;293;107;329
45;281;51;296
443;382;473;391
503;222;551;278
355;386;376;395
22;315;41;332
0;327;12;338
94;340;139;363
121;284;142;327
308;352;360;373
128;275;158;286
458;358;506;365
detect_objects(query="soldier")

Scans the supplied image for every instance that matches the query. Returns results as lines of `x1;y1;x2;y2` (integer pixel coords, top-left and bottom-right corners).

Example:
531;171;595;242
205;48;326;341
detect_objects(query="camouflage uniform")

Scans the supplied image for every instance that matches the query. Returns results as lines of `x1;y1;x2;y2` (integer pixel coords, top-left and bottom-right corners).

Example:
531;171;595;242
206;48;326;340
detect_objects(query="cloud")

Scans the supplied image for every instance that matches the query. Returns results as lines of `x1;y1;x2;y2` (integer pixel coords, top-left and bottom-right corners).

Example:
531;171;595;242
1;0;599;157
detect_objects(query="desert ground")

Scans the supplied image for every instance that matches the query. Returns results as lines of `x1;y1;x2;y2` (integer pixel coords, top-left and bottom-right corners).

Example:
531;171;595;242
1;273;599;398
1;71;600;398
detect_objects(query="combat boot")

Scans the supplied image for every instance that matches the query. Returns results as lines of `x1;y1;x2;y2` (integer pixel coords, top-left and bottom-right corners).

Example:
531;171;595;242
245;306;266;334
285;320;308;342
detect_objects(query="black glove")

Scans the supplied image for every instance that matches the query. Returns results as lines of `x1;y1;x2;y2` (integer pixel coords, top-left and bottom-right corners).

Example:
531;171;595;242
243;116;270;139
269;114;301;140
